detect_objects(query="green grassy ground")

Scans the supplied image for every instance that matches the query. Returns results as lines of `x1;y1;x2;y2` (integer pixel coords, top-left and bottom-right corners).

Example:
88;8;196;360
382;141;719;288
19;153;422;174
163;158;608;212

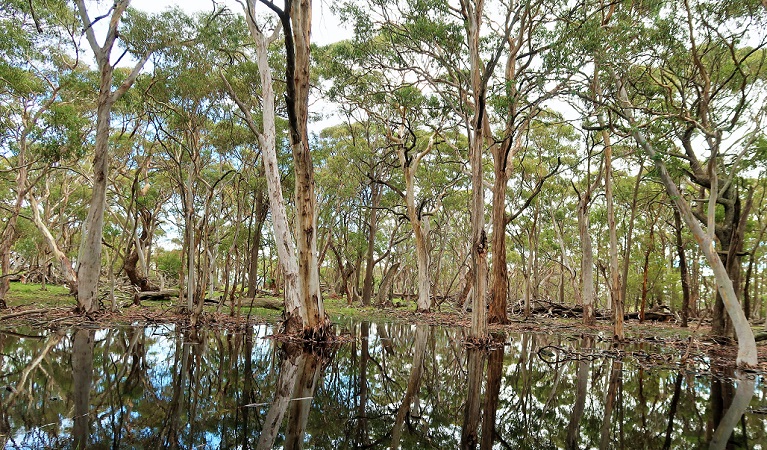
1;283;421;325
4;282;72;308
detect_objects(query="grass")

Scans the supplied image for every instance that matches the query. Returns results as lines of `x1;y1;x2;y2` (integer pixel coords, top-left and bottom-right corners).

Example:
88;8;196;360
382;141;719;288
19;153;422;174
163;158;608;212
323;296;401;322
2;283;407;322
5;282;72;308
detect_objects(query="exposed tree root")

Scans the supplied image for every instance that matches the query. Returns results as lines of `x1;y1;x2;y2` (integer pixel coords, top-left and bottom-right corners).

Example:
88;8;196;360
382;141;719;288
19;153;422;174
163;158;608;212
270;315;342;350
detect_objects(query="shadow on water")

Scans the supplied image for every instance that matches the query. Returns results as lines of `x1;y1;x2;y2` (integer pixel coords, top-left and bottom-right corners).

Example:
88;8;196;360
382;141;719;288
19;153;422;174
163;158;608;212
0;321;765;449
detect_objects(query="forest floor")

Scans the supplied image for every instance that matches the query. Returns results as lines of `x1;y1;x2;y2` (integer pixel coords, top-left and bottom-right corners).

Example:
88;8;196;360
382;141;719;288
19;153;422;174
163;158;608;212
1;282;766;372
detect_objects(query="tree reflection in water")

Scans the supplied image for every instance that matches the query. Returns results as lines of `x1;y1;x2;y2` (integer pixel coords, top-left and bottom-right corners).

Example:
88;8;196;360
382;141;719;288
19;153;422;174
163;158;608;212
391;323;430;449
457;340;507;450
565;336;592;450
257;343;326;450
72;329;94;450
709;368;757;450
0;321;765;448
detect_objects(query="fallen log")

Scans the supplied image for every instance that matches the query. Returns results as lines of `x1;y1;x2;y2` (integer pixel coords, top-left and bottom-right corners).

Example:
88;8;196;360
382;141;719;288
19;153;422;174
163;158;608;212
521;299;672;321
522;299;611;319
135;290;179;302
755;332;767;342
242;297;282;311
625;311;675;322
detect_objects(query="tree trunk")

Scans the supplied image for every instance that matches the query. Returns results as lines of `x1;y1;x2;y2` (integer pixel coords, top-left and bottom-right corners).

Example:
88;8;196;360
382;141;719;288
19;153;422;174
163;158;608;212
578;193;596;326
464;0;489;341
456;266;474;309
77;86;112;314
32;202;79;293
395;135;435;313
674;209;692;327
124;210;154;292
361;182;381;306
551;210;583;309
620;160;644;305
185;169;196;312
237;1;326;335
640;221;655;323
412;217;431;313
0;142;28;307
489;149;509;324
282;0;326;332
692;253;700;316
524;206;539;318
124;247;151;292
711;191;743;338
247;181;268;297
376;262;399;306
601;118;624;340
640;245;650;323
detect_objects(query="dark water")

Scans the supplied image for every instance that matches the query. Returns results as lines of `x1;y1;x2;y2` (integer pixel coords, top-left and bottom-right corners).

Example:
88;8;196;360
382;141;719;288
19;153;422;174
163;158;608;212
0;321;765;449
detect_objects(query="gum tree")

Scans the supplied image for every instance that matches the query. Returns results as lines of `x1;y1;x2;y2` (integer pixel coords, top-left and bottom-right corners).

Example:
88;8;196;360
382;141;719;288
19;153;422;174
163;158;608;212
73;1;197;313
224;0;328;335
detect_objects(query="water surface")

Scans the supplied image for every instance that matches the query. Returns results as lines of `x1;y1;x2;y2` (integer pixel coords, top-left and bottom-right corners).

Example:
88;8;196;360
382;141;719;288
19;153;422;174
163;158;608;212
0;321;764;449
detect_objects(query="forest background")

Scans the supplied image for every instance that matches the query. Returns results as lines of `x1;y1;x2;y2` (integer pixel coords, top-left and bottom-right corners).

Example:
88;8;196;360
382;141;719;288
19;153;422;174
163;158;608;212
1;0;767;365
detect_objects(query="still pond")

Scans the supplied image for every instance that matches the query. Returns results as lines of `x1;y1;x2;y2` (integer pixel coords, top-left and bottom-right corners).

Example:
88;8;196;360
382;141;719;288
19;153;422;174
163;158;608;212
0;320;765;449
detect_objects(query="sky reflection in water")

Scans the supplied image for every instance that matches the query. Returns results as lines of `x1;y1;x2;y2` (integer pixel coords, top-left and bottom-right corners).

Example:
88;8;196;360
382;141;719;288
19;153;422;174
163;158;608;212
0;321;765;449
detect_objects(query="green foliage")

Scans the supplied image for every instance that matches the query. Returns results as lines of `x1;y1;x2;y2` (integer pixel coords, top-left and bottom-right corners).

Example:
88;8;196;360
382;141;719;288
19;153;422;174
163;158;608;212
1;0;766;331
156;249;183;280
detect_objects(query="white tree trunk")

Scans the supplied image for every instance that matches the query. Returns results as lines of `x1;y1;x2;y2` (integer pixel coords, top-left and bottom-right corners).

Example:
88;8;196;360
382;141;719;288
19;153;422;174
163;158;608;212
239;7;303;323
29;194;77;292
399;141;433;313
603;127;624;340
77;95;112;313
